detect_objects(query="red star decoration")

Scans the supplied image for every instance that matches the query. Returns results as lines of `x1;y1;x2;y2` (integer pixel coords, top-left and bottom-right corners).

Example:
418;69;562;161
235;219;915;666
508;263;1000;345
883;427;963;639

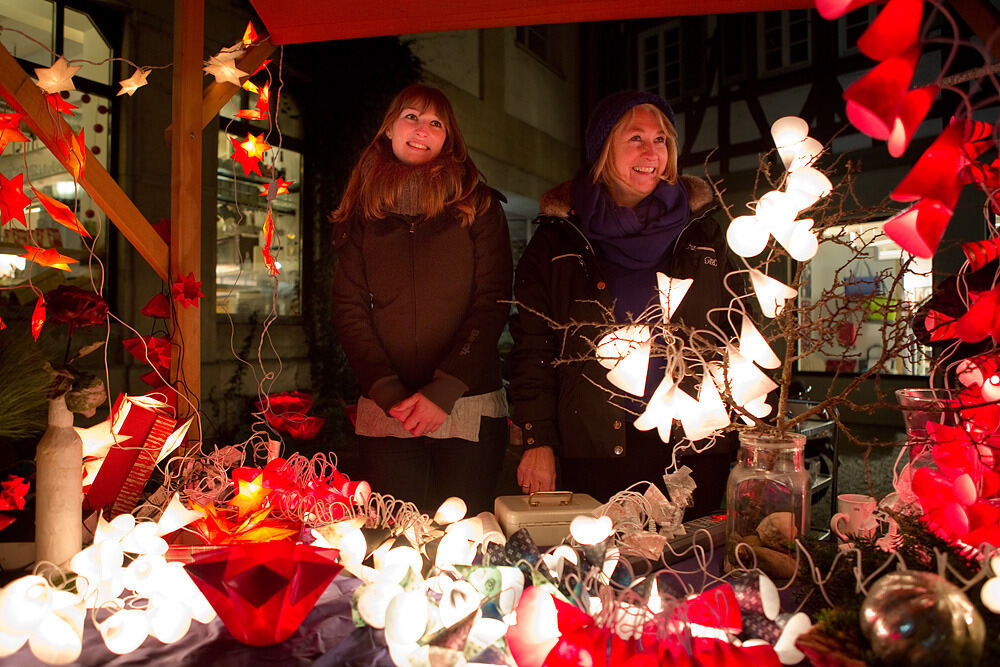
0;113;28;156
0;173;31;227
31;295;45;341
230;135;262;177
55;128;86;181
262;209;279;276
259;177;293;199
241;132;271;159
19;245;78;272
122;335;172;369
44;93;78;115
252;59;272;76
32;188;91;238
235;81;270;121
171;271;204;309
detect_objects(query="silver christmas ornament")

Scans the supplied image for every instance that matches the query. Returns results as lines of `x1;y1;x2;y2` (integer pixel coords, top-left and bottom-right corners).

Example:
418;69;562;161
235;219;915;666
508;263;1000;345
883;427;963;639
859;570;985;666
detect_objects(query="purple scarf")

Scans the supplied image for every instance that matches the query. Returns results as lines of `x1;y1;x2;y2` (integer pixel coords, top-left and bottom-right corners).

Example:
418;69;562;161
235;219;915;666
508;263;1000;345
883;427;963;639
572;172;690;269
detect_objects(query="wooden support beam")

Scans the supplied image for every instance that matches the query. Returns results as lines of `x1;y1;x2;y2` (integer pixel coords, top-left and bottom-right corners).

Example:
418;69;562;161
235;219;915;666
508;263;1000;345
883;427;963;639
0;42;169;281
163;37;276;144
170;0;204;420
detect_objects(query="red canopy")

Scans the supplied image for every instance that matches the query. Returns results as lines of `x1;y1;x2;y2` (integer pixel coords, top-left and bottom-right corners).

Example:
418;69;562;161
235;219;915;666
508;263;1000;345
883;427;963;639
249;0;816;44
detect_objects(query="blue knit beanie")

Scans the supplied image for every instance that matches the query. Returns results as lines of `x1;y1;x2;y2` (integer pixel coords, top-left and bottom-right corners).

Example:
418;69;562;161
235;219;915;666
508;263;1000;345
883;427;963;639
584;90;676;164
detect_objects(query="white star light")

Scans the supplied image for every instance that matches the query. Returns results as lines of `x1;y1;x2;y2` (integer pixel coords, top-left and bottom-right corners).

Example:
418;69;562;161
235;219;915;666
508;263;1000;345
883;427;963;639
203;55;248;87
34;57;80;94
117;67;150;96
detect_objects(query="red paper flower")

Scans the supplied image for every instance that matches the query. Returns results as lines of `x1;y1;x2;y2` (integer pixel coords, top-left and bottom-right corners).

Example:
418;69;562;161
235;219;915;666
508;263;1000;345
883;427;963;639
19;245;78;272
46;285;108;332
123;335;171;369
140;293;170;318
171;272;204;309
0;475;29;511
256;391;320;436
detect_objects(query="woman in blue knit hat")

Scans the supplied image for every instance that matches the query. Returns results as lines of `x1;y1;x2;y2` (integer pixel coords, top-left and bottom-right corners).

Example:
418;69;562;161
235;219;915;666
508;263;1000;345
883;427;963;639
508;90;739;517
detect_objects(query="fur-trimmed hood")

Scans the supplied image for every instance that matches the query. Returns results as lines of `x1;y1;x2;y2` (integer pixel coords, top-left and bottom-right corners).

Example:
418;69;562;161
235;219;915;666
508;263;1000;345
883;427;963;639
537;175;713;219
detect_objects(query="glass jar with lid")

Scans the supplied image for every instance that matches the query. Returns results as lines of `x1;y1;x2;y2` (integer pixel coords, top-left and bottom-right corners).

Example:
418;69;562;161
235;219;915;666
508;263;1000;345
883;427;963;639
724;430;810;581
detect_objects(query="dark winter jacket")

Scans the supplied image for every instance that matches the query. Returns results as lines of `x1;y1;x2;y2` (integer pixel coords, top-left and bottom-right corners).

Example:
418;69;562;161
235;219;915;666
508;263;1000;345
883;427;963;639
508;175;740;459
332;188;513;414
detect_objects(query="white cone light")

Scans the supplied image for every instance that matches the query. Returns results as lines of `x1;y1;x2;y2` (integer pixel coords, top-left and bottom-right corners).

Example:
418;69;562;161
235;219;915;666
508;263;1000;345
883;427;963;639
656;273;693;320
633;376;678;442
749;269;797;318
570;515;613;545
605;340;651;396
784;220;819;262
771;116;810;169
785;167;832;210
679;377;731;441
434;496;467;525
739;318;781;369
596;326;651;369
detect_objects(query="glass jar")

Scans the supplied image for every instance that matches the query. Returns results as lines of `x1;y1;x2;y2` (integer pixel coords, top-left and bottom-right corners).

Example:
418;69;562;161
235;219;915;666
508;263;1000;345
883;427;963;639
724;431;810;580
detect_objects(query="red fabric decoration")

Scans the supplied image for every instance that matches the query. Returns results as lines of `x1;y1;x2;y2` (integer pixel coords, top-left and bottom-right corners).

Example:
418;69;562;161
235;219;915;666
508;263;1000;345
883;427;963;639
891;120;969;208
262;209;279;275
673;583;742;635
962;120;995;161
815;0;876;20
0;475;30;511
171;271;204;309
888;85;938;158
843;45;920;141
19;245;78;272
0;172;32;226
141;293;171;318
123;335;172;369
883;199;953;259
255;391;325;439
963;239;1000;272
183;542;343;646
857;0;923;61
953;286;1000;343
32;188;91;237
47;284;108;332
139;368;167;389
31;295;45;340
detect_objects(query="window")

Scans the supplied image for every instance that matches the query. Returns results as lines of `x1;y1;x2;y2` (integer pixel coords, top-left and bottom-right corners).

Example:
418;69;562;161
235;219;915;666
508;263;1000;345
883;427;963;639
216;88;303;317
797;222;932;377
759;9;811;75
637;20;705;101
839;6;878;55
0;0;115;289
515;25;562;74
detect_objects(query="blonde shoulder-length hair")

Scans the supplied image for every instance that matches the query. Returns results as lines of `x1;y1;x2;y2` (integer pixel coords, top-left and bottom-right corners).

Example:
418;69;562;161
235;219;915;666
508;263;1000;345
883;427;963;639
329;84;490;227
589;103;679;189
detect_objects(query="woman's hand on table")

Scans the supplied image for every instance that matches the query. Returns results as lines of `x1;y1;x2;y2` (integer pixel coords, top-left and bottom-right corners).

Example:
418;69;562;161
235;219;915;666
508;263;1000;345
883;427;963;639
517;446;556;494
389;393;447;436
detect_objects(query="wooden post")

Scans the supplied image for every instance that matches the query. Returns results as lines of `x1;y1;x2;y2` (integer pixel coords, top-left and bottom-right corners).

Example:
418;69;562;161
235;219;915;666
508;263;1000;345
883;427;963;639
170;0;203;420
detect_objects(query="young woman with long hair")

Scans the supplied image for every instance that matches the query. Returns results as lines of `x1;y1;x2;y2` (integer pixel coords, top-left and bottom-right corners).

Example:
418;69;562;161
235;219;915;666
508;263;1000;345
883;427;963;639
331;84;512;515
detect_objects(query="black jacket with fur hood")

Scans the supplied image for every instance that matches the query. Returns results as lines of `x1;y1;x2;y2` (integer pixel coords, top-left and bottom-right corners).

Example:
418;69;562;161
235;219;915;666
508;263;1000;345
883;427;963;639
508;175;741;459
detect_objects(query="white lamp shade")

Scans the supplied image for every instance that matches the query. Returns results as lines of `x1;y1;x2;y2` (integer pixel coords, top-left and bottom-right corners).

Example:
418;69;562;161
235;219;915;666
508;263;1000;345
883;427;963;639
120;521;167;556
147;595;192;644
356;581;405;629
596;325;651;369
749;269;797;318
739;394;774;424
739;318;781;369
570;515;613;545
785;167;832;210
123;555;163;595
434;496;468;525
756;190;799;231
0;576;50;634
98;609;149;655
605;340;651;396
982;576;1000;614
28;601;84;666
787;137;824;172
782;220;819;262
633;376;678;442
656;273;693;320
434;531;477;569
712;352;779;405
726;215;770;257
438;579;484;628
771;116;809;153
679;378;731;441
383;590;430;644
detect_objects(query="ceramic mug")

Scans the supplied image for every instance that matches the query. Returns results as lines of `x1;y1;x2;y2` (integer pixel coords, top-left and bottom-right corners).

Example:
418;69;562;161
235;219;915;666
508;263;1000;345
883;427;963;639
830;493;878;541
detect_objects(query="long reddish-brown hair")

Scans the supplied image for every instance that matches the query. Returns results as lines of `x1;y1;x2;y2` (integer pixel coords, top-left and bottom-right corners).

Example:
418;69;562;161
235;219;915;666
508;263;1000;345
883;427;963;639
329;84;490;227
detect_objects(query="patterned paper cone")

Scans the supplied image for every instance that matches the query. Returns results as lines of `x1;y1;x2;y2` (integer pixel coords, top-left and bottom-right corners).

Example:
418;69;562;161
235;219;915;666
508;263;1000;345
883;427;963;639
731;570;781;620
183;541;343;646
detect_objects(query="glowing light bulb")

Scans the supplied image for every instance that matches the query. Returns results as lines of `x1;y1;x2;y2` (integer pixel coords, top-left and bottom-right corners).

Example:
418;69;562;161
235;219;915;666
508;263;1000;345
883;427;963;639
726;215;770;257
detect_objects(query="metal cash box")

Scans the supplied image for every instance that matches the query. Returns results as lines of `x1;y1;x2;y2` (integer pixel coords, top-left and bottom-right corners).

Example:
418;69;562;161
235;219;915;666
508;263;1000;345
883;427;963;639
494;491;601;547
